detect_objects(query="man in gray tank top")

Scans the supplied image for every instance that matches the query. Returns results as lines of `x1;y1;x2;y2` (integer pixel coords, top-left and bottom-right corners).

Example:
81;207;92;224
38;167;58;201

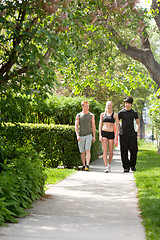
75;100;96;171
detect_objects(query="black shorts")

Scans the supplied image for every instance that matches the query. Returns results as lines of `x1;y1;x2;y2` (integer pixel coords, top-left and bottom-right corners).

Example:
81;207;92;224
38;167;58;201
101;130;114;140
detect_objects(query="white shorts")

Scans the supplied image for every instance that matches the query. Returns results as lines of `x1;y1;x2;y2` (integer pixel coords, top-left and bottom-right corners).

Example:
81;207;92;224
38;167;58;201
78;134;93;153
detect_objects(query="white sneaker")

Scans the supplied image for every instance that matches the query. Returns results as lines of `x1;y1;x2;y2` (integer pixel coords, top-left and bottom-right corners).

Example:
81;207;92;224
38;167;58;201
104;166;109;173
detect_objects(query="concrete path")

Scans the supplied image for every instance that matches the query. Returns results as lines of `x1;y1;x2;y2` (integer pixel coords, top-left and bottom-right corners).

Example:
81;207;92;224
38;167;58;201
0;147;146;240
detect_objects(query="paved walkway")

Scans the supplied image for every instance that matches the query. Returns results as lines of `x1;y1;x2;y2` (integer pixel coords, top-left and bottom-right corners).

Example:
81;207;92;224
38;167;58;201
0;147;146;240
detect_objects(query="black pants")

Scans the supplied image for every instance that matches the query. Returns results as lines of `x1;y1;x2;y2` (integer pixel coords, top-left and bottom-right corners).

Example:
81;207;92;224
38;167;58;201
120;133;138;169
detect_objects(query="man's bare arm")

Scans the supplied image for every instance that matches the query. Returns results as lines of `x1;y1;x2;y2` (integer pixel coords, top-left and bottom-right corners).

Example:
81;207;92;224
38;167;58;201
75;115;80;141
92;114;96;142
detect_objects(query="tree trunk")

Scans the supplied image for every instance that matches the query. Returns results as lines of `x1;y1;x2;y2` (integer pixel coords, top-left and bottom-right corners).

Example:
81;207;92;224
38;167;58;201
139;112;145;140
109;26;160;88
157;137;160;154
108;0;160;90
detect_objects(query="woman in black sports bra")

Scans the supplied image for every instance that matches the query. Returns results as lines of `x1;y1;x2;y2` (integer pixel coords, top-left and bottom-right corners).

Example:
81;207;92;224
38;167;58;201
99;101;119;173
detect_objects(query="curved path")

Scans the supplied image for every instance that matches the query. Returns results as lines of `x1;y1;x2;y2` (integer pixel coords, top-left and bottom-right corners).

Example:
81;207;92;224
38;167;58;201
0;147;146;240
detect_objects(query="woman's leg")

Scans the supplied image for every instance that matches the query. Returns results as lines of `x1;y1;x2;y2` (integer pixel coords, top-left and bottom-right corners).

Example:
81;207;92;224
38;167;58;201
102;138;108;166
108;139;114;165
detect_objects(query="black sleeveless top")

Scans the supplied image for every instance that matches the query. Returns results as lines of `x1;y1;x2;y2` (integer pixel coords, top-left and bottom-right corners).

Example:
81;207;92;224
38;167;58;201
103;112;115;123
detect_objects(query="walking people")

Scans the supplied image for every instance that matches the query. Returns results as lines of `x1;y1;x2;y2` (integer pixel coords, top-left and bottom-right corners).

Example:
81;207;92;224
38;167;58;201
118;96;140;172
75;100;96;171
99;101;119;173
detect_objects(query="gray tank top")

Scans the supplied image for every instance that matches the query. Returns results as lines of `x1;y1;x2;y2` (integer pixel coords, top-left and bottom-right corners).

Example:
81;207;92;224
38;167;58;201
78;112;93;136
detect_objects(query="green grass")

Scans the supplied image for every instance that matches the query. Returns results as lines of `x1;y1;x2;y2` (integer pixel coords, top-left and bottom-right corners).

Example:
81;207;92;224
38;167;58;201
135;140;160;240
45;168;76;185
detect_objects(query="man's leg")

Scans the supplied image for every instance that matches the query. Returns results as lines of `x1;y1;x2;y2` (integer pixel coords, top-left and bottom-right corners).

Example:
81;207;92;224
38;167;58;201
81;152;86;166
86;150;91;166
129;134;138;169
120;134;130;170
85;134;92;171
78;136;86;168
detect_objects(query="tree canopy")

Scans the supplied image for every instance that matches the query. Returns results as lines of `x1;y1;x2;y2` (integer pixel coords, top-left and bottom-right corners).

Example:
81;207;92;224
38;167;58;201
63;0;160;90
0;0;73;94
1;0;160;94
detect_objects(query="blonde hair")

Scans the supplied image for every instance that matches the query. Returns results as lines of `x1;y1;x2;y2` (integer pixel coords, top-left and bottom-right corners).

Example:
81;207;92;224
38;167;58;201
105;101;113;112
81;100;89;107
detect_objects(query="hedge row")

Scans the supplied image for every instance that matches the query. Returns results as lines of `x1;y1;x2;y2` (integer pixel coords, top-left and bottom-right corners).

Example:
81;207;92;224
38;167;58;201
1;123;101;168
0;123;101;225
0;137;46;226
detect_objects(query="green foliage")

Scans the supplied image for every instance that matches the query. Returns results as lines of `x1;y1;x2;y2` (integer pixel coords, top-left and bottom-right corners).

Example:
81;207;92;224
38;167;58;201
1;0;156;97
57;0;155;94
0;122;101;226
135;140;160;239
148;91;160;139
1;91;48;123
1;123;101;168
0;137;46;226
1;93;103;128
44;94;103;128
0;0;72;92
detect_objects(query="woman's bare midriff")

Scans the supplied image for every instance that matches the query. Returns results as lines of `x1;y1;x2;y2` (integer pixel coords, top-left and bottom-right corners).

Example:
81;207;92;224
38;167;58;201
102;122;114;132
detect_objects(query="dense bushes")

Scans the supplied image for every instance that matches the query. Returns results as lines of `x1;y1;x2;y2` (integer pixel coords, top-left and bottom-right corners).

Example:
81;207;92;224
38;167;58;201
0;137;46;226
0;95;102;225
42;95;103;128
1;94;103;128
1;123;101;168
0;123;101;225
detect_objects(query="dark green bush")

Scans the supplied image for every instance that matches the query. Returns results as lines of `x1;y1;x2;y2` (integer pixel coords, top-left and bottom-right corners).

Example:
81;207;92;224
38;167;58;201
1;123;101;168
0;137;46;226
1;94;103;128
0;123;101;225
43;95;103;128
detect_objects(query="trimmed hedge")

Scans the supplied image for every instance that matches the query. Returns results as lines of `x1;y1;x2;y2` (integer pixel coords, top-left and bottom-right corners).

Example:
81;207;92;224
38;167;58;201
0;123;101;225
1;123;101;168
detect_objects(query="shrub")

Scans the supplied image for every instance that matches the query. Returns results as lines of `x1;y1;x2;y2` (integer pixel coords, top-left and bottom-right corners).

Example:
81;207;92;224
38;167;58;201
1;94;103;128
44;95;103;128
1;123;101;168
0;137;46;226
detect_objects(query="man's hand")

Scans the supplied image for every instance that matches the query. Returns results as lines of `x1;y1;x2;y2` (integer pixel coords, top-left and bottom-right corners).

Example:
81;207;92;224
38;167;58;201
77;136;81;141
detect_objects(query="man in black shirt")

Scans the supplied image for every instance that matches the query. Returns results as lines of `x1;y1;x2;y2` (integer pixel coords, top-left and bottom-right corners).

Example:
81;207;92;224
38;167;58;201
118;96;140;172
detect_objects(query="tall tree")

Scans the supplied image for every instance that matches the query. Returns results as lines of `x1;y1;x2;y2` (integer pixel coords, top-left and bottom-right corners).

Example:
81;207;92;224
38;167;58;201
0;0;71;92
1;0;159;92
64;0;160;90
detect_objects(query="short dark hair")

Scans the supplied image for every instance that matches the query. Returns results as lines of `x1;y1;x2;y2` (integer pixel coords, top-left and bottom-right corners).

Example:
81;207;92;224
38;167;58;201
124;96;133;104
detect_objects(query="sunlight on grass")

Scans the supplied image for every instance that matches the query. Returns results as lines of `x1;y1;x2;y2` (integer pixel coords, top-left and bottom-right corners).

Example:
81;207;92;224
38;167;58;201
45;168;76;185
135;140;160;240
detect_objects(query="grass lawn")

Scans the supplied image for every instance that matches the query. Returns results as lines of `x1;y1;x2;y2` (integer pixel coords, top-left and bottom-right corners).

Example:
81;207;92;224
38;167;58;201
134;140;160;240
45;168;76;186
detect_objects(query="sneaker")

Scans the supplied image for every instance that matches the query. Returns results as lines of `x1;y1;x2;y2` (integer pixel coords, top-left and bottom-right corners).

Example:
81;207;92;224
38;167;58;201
131;166;136;172
85;165;90;171
104;166;109;173
82;166;85;171
124;168;130;173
